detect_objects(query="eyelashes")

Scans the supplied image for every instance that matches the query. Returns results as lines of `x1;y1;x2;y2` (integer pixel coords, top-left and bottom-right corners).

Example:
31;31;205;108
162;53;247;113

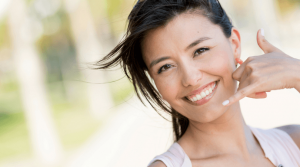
194;48;209;57
158;64;173;74
157;47;210;74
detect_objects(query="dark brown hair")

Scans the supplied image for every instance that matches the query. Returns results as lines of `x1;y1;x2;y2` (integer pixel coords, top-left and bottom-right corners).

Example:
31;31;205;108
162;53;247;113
95;0;233;141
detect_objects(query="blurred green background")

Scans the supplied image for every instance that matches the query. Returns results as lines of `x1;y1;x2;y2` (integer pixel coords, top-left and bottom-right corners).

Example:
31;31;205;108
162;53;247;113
0;0;300;166
0;0;135;165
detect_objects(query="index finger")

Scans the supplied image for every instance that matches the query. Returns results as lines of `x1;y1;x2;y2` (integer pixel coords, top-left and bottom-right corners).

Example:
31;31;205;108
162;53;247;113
232;58;250;81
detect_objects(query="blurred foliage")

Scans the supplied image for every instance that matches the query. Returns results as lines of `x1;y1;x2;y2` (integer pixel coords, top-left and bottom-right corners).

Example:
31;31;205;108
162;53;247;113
89;0;136;36
26;0;34;4
37;10;78;84
0;19;9;49
55;105;101;149
0;112;31;159
106;0;133;35
106;0;124;19
0;79;23;113
110;77;134;104
277;0;300;14
47;81;101;150
0;0;135;161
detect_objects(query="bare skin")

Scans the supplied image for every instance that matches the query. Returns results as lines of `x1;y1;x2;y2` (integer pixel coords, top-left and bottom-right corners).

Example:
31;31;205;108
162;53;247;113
144;12;300;167
225;30;300;106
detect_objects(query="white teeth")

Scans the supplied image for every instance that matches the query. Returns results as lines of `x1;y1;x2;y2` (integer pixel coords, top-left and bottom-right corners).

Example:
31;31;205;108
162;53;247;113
196;94;202;100
187;81;218;102
193;96;198;101
200;92;206;98
190;97;193;102
192;97;197;101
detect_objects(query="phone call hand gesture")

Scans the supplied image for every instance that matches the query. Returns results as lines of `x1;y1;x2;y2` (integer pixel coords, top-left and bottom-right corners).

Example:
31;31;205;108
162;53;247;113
223;29;300;106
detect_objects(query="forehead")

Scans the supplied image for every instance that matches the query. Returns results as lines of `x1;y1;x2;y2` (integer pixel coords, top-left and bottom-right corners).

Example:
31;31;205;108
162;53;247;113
142;13;223;64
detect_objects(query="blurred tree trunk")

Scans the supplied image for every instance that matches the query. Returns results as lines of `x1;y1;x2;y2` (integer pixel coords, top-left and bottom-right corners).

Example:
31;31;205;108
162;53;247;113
7;0;63;165
63;0;114;119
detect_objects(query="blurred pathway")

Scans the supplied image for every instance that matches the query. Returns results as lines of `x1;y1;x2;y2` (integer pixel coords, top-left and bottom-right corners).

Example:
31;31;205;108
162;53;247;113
64;95;173;167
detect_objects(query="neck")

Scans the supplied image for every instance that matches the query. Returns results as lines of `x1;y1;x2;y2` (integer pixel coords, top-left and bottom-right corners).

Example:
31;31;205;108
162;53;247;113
178;103;260;161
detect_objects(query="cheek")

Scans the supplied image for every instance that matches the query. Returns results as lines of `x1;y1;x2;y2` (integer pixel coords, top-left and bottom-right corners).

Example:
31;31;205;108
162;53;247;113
204;51;237;91
206;52;235;76
213;53;238;92
154;76;178;102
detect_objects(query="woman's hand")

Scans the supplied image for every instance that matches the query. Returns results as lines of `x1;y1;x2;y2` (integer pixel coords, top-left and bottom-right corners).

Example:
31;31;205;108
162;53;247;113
223;29;300;106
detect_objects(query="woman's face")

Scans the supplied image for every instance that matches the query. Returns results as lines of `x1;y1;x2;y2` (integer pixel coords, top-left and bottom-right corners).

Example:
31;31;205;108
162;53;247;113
142;13;241;123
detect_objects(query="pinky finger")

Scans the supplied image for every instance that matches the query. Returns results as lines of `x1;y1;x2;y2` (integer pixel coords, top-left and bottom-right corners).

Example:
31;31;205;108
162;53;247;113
222;84;258;106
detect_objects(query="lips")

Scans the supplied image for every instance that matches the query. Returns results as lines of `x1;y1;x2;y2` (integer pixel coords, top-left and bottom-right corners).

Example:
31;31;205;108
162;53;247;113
184;80;219;105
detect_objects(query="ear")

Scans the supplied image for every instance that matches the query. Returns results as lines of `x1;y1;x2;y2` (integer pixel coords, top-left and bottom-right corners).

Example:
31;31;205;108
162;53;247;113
229;28;241;64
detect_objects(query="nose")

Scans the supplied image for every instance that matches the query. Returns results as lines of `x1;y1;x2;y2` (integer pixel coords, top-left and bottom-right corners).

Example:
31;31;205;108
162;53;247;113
181;63;203;87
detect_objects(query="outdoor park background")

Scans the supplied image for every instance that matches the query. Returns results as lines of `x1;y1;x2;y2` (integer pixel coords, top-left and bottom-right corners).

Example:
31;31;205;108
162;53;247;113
0;0;299;166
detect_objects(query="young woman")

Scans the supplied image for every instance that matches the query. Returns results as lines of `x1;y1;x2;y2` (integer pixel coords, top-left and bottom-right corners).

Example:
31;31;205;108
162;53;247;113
96;0;300;166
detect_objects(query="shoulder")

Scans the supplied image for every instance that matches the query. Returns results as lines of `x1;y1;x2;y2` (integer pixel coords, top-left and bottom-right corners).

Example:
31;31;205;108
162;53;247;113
275;124;300;149
148;160;167;167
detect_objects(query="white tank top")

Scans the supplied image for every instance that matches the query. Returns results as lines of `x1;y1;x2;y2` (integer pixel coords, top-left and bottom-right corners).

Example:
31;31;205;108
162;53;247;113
147;126;300;167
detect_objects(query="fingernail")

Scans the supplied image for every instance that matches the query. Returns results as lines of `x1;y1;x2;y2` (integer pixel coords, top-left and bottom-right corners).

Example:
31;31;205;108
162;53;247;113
222;100;229;106
261;28;265;37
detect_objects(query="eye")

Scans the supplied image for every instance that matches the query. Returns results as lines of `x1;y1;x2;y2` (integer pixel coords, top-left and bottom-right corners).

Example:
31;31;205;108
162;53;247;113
194;48;209;57
158;64;172;74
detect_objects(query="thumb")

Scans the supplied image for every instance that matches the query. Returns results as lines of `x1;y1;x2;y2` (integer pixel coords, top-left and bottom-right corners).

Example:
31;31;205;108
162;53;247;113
257;28;281;54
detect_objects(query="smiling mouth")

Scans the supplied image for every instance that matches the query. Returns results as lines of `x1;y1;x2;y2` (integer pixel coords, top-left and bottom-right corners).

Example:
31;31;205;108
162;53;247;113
184;80;219;105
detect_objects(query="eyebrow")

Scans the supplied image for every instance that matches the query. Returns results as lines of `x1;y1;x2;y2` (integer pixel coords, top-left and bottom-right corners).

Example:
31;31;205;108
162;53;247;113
185;37;211;51
150;56;170;68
